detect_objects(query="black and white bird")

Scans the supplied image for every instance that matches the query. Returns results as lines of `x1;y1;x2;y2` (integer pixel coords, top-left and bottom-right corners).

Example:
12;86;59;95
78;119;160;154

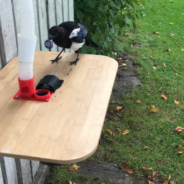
45;21;96;65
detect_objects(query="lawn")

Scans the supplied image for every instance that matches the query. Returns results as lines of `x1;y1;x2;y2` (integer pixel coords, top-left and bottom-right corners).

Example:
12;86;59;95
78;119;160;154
46;0;184;183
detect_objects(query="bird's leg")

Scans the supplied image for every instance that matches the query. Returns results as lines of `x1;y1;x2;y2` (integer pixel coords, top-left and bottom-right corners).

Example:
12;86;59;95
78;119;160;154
70;49;80;65
51;48;65;64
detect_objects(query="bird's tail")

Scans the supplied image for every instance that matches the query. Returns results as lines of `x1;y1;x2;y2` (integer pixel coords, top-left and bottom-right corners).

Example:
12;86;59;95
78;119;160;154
85;37;99;48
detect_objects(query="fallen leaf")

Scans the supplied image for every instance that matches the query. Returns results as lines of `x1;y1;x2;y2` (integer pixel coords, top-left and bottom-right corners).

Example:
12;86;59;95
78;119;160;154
117;128;121;132
147;93;151;96
116;58;123;61
148;180;154;184
67;180;72;184
131;44;134;47
177;151;182;155
174;99;179;104
172;67;176;71
163;175;171;184
143;167;152;171
114;106;123;112
170;33;174;37
152;65;157;70
120;165;133;174
150;105;158;112
153;31;159;34
158;87;163;91
178;144;182;148
161;93;167;100
169;23;173;25
106;129;113;135
182;49;184;51
143;146;150;149
163;63;167;67
120;63;127;67
151;137;155;140
68;164;79;171
150;171;158;180
123;130;129;135
137;99;141;104
174;126;184;133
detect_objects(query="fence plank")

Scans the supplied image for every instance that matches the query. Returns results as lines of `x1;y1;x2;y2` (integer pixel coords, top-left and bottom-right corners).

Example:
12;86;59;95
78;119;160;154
37;0;48;51
0;0;17;66
48;0;57;52
0;165;4;184
31;161;39;178
68;0;74;21
20;159;32;184
3;157;18;184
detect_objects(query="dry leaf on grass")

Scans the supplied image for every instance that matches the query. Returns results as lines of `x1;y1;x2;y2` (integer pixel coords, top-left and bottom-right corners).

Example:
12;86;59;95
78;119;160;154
163;63;167;67
117;128;121;132
169;23;173;25
106;129;113;135
177;151;182;155
67;180;73;184
161;93;167;100
137;99;141;104
148;180;154;184
163;175;171;184
150;171;158;180
120;165;133;174
143;167;152;171
150;105;158;112
68;164;79;171
123;130;129;135
114;106;123;112
174;126;184;133
153;31;159;34
116;58;122;61
158;87;163;91
174;99;179;104
170;33;174;37
178;144;182;148
152;65;157;70
172;67;176;72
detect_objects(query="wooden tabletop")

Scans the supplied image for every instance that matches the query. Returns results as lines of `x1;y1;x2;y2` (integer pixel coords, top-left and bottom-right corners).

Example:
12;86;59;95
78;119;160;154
0;51;118;164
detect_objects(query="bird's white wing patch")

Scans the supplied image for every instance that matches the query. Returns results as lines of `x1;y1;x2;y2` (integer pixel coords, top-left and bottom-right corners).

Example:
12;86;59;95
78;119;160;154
69;28;80;38
70;41;85;51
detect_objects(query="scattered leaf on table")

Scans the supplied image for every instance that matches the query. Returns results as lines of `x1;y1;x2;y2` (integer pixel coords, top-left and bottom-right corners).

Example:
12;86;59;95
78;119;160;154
106;129;113;135
68;164;79;171
174;99;179;104
150;105;158;112
148;180;154;184
123;130;129;135
174;126;184;133
152;65;157;70
177;151;182;155
114;106;123;112
170;33;174;37
67;180;72;184
143;146;150;149
158;87;163;91
150;171;158;180
163;63;167;67
120;165;133;174
137;99;141;104
163;175;171;184
161;93;167;100
143;167;152;171
169;23;173;25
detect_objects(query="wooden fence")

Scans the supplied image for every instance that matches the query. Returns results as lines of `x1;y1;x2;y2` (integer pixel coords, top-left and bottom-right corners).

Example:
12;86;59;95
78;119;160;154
0;0;74;183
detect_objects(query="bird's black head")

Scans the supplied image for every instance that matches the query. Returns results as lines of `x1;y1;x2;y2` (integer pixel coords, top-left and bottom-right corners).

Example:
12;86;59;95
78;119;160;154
49;26;62;40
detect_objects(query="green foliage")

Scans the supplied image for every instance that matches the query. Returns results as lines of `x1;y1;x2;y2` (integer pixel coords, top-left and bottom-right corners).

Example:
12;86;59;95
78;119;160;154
74;0;145;56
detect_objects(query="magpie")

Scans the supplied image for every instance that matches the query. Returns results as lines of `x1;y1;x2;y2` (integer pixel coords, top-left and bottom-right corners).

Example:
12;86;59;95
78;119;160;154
47;21;96;65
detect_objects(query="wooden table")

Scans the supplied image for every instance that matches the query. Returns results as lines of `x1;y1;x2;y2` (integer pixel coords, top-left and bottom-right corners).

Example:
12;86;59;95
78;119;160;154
0;51;118;164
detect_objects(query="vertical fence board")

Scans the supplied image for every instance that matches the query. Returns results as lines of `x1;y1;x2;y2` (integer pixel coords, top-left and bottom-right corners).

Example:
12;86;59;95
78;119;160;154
4;157;18;184
48;0;57;52
68;0;74;21
20;159;32;184
0;165;3;184
0;0;17;66
37;0;48;51
31;161;39;178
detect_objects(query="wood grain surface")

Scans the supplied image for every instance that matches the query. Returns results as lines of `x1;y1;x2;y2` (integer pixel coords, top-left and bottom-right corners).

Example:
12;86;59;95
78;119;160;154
0;51;118;164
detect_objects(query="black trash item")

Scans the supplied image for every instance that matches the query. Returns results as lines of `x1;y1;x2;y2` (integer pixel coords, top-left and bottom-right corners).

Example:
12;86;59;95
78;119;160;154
36;75;64;93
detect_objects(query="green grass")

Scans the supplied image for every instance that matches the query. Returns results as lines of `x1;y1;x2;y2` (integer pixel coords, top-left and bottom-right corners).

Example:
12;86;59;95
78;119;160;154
46;0;184;183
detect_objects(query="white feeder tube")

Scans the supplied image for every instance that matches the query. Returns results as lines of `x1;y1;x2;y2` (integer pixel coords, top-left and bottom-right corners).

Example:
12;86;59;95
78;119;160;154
18;0;37;81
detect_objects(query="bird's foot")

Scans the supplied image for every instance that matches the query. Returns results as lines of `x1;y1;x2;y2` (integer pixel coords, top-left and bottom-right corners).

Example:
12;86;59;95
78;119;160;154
70;58;79;65
51;56;62;64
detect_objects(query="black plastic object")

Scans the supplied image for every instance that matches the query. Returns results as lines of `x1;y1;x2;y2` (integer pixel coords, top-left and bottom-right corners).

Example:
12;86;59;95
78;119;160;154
36;75;63;93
